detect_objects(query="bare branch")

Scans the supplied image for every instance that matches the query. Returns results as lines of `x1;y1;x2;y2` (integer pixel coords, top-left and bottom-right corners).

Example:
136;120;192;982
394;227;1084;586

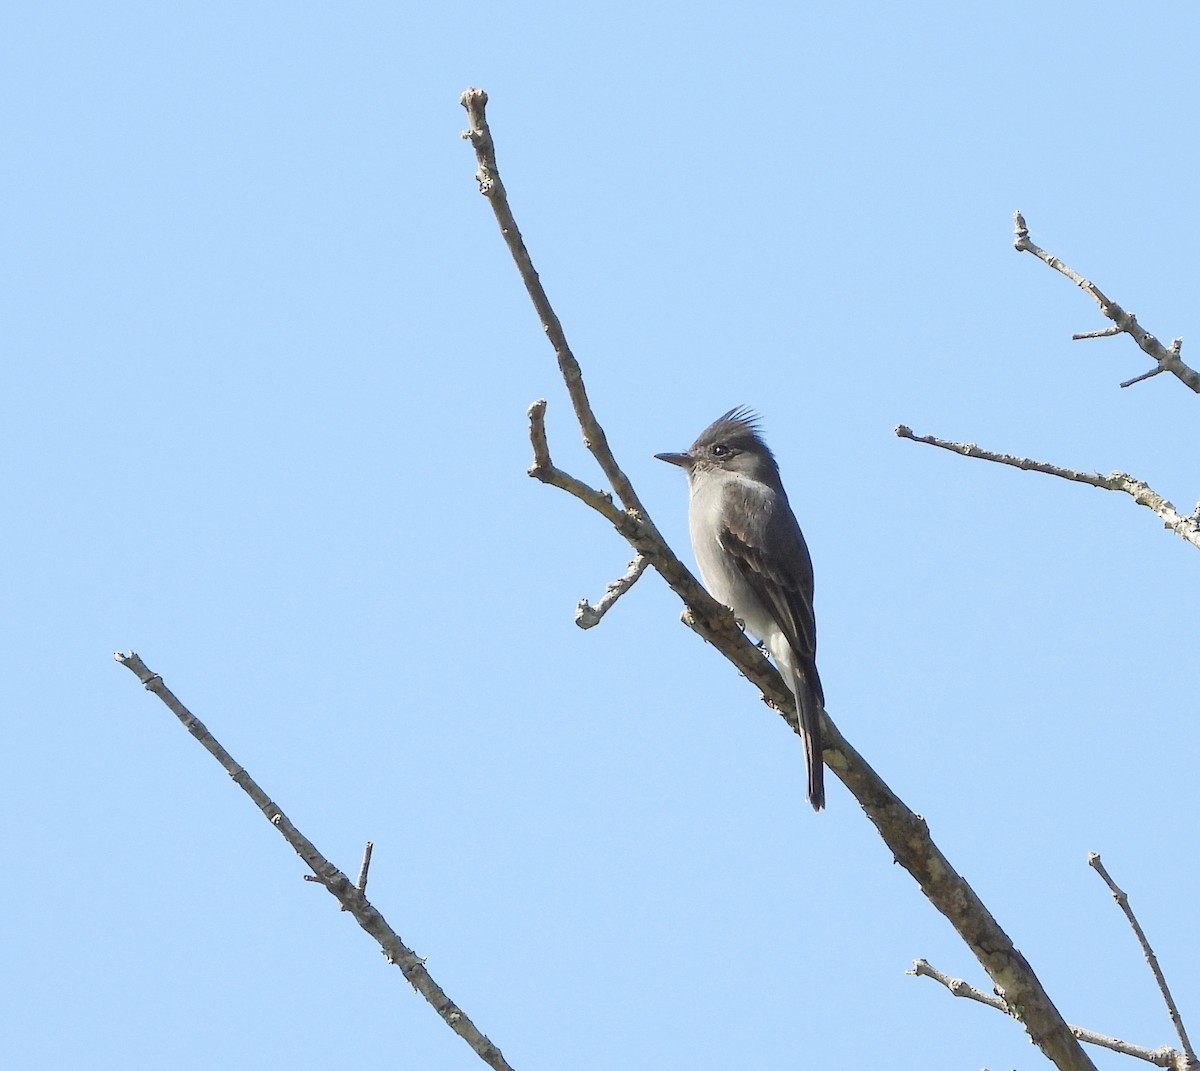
469;88;1096;1071
114;651;516;1071
911;960;1184;1069
1089;853;1198;1068
1012;211;1200;393
895;425;1200;551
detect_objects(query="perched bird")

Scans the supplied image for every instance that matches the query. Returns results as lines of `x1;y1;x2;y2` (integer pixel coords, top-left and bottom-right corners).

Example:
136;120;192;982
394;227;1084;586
656;407;827;810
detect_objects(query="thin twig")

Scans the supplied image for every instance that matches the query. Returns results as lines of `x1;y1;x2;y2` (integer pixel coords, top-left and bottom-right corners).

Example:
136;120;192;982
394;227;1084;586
908;959;1009;1012
910;960;1184;1069
1121;366;1170;388
357;841;374;893
1012;211;1200;393
576;556;650;629
895;425;1200;551
468;88;1096;1071
1089;853;1198;1068
115;651;516;1071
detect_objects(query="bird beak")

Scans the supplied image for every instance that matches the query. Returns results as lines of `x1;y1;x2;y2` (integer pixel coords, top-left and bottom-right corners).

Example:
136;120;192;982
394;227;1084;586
655;451;692;468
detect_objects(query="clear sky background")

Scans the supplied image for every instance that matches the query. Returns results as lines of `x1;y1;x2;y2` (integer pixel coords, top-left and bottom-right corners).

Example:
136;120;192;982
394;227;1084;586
5;3;1198;1069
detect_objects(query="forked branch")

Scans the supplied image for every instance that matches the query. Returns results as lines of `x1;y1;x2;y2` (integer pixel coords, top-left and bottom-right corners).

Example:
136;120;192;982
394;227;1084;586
462;87;1095;1071
1013;211;1200;393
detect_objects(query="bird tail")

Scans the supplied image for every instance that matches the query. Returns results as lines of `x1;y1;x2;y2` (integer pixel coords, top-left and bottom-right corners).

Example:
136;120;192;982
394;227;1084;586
791;671;825;811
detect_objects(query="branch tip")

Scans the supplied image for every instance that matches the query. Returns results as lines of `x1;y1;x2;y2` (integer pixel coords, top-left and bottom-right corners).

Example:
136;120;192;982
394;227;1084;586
459;86;488;109
1013;209;1029;244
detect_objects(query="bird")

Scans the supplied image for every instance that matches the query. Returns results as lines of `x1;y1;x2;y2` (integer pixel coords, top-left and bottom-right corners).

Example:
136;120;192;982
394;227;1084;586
656;407;827;810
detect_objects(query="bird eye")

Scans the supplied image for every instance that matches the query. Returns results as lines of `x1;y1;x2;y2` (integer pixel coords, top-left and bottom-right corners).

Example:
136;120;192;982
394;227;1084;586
710;443;730;458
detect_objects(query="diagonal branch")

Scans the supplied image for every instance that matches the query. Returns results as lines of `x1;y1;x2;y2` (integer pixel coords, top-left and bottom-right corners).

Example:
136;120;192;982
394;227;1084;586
1012;211;1200;393
894;425;1200;551
1089;854;1198;1069
114;651;516;1071
466;88;1096;1071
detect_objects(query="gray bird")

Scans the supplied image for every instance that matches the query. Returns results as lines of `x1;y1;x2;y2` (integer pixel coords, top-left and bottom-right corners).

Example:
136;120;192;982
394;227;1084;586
656;407;826;810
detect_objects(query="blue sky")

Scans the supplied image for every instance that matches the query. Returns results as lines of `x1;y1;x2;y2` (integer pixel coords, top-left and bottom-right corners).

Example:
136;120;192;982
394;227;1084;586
5;3;1198;1068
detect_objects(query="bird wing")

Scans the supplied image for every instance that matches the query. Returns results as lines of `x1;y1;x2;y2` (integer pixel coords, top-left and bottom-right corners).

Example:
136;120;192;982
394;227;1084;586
719;479;827;809
717;481;823;706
